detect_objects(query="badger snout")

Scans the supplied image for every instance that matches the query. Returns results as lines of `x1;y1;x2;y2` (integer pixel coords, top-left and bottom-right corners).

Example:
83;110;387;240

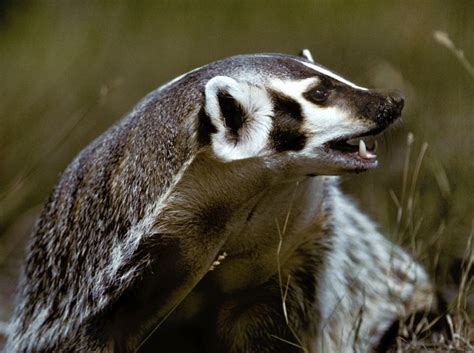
375;93;404;127
359;89;404;127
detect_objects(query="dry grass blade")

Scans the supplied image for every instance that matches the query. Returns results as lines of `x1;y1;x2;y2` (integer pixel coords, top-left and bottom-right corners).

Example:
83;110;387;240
388;133;473;352
273;183;308;352
434;30;474;79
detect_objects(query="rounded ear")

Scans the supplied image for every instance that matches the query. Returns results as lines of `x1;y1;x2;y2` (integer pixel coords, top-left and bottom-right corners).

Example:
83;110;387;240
299;48;315;63
205;76;247;137
204;76;273;161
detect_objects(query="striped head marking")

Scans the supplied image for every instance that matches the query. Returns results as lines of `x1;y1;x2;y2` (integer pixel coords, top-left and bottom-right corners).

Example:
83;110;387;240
202;52;404;174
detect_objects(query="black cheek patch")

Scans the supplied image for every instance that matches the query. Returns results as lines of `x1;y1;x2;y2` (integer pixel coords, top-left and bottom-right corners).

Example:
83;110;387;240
271;90;304;121
269;91;307;152
217;90;248;138
270;123;307;152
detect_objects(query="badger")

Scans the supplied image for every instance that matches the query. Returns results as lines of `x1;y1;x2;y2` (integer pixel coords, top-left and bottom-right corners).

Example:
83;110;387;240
7;50;439;353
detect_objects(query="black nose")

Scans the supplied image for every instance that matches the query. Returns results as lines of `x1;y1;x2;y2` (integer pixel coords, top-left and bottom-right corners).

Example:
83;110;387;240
355;88;405;127
374;90;405;126
385;90;405;112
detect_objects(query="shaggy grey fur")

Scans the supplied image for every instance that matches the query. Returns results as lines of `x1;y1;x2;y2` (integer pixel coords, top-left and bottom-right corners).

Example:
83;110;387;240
7;52;437;353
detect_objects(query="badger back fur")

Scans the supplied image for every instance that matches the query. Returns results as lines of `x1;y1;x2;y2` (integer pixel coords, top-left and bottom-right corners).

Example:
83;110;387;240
8;52;438;352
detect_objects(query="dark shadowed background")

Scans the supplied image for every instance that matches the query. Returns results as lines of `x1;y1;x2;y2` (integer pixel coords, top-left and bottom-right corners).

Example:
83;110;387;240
0;0;472;337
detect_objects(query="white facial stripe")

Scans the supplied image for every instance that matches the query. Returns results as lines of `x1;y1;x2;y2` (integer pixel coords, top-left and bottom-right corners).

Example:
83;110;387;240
269;77;374;156
269;77;318;100
300;104;364;152
299;61;368;91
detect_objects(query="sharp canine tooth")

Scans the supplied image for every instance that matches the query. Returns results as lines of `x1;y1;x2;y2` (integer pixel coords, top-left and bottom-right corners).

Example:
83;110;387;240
359;139;367;157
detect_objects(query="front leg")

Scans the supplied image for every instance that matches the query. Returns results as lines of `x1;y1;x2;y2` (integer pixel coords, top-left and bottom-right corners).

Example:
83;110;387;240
105;232;229;352
95;151;335;351
96;154;289;351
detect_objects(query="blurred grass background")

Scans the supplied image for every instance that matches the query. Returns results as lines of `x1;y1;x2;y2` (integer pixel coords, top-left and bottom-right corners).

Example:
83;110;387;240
0;0;472;336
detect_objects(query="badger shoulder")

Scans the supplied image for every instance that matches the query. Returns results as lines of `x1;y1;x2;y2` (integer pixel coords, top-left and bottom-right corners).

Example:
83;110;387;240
8;67;210;349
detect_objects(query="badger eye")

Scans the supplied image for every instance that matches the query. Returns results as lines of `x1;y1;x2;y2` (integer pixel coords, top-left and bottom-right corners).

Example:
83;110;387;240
307;86;329;103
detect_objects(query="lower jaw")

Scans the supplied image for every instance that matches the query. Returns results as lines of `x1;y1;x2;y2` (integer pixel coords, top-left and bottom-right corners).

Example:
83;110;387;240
328;150;379;171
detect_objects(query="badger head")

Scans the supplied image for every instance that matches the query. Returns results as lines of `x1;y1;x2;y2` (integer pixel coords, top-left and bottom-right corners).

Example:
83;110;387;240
201;50;404;175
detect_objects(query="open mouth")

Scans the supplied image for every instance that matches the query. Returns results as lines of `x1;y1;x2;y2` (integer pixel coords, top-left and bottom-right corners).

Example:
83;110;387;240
325;129;383;169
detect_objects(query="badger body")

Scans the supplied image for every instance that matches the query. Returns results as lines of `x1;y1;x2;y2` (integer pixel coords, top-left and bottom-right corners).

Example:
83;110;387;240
8;52;436;352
